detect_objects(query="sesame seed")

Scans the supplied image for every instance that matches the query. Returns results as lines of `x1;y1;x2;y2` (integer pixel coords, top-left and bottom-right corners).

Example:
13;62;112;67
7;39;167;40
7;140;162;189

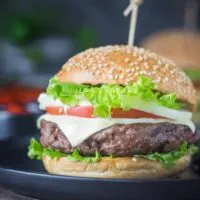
143;71;148;75
66;67;70;72
143;62;149;68
108;74;113;79
119;75;124;79
157;77;161;82
165;77;169;82
153;65;159;70
114;75;119;79
92;66;98;70
131;68;135;72
132;158;137;162
95;71;101;75
126;69;131;73
124;58;130;63
139;71;144;75
157;60;162;65
138;56;143;61
170;70;175;74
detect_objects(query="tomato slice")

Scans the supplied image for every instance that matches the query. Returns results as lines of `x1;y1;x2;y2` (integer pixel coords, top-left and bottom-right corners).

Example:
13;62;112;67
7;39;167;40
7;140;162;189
67;106;94;118
46;107;66;115
111;108;165;119
46;106;165;119
46;106;94;118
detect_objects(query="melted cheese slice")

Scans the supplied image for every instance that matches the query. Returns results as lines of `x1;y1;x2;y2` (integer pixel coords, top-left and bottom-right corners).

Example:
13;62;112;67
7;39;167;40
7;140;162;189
38;93;91;110
38;114;195;147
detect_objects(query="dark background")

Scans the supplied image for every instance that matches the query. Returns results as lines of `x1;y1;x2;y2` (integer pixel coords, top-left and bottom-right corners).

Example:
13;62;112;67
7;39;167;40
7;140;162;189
0;0;199;83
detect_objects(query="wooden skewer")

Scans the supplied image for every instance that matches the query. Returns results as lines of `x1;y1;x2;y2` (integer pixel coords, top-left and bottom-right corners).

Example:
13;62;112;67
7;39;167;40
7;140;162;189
124;0;143;46
123;3;134;17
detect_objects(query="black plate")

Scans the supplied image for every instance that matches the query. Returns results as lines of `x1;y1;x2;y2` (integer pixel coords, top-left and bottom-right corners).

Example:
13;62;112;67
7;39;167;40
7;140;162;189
0;130;200;200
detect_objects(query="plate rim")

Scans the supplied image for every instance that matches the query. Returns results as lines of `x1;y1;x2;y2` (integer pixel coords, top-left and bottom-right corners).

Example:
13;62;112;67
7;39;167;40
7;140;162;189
0;166;200;184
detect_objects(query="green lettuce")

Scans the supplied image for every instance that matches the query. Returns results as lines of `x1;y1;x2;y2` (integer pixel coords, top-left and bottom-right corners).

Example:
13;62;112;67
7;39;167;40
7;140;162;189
184;69;200;81
140;141;199;168
47;77;90;106
28;138;101;163
46;76;182;117
28;139;198;168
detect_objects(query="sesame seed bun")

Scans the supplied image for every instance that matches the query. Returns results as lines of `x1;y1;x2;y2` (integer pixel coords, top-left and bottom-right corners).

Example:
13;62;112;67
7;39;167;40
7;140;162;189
56;45;196;110
141;30;200;70
42;155;191;179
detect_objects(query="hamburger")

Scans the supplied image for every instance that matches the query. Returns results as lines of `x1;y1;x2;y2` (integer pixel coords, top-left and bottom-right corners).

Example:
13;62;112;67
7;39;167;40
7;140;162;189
28;45;200;179
141;30;200;123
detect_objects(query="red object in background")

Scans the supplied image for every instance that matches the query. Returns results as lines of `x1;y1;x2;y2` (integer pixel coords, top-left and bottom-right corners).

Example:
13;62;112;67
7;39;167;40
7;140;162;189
0;84;43;115
7;103;26;115
0;91;11;104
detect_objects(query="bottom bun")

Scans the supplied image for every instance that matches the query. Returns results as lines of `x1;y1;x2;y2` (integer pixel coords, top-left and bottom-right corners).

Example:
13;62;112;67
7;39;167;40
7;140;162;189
42;155;191;179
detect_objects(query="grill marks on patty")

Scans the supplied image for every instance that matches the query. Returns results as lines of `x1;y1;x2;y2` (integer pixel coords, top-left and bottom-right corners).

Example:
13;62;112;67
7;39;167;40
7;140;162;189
40;120;200;157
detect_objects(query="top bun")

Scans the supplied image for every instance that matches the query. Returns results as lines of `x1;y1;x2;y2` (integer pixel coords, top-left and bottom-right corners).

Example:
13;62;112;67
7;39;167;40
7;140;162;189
57;45;196;110
141;30;200;69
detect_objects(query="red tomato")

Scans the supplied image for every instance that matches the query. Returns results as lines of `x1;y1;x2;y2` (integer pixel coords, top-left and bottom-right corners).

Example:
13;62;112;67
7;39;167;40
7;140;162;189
67;106;94;118
46;107;66;115
111;108;165;119
46;106;164;119
46;106;94;118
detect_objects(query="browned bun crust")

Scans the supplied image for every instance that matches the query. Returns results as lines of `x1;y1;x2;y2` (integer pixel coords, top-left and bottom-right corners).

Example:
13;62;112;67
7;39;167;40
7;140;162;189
56;45;196;110
42;155;191;179
141;30;200;69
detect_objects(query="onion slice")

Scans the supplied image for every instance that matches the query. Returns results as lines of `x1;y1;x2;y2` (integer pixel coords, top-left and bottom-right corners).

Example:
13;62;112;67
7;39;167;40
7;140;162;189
126;98;192;122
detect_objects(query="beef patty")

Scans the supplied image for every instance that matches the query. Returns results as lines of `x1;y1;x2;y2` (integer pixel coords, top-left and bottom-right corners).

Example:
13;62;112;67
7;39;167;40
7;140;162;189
40;120;200;157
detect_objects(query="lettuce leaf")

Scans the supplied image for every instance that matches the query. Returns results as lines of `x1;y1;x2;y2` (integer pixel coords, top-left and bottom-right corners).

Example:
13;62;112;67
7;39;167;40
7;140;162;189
158;93;182;110
184;69;200;81
46;76;183;117
139;141;199;168
28;139;198;168
28;138;44;160
28;138;101;163
47;78;89;106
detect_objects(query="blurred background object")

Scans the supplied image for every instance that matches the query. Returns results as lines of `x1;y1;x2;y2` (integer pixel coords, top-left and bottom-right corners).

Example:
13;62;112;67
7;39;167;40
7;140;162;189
0;0;200;117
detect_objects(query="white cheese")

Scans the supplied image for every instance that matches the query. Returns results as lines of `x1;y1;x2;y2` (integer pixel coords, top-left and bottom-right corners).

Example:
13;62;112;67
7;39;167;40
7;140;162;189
129;99;192;122
38;114;195;147
38;93;92;110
